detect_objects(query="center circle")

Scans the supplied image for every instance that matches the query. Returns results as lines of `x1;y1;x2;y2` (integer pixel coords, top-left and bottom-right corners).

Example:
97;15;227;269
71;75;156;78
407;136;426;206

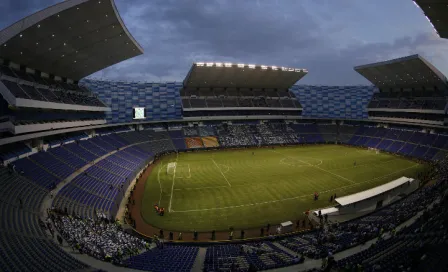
280;156;323;167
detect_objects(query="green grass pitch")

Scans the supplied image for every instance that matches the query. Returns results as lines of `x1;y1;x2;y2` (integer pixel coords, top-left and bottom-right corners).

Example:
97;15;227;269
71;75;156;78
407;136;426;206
141;145;426;232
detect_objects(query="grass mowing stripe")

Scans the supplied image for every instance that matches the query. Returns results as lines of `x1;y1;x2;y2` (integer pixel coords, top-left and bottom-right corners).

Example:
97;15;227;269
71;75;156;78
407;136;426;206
270;149;355;184
171;163;420;213
141;146;426;231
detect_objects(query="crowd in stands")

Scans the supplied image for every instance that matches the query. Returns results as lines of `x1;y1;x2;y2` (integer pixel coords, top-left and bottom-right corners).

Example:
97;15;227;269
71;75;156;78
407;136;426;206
0;121;447;271
53;212;147;263
217;124;258;147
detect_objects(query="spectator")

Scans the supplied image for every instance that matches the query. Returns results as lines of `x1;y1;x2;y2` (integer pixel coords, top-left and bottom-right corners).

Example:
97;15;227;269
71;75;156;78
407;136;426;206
53;212;146;262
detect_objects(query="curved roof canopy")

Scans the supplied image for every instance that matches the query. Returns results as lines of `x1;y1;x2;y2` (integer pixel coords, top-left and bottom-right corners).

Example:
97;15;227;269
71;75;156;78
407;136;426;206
0;0;143;80
354;54;447;89
414;0;448;39
184;62;308;89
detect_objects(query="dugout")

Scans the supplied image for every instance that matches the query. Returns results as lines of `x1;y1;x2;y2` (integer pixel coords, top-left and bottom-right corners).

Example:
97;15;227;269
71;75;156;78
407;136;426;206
314;176;418;218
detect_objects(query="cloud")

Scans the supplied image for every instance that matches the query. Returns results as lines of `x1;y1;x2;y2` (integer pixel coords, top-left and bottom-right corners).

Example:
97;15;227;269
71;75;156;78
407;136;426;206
1;0;448;85
0;0;60;30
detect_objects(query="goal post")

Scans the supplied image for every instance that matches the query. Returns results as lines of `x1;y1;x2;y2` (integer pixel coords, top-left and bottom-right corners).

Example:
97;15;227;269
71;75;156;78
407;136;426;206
167;162;177;175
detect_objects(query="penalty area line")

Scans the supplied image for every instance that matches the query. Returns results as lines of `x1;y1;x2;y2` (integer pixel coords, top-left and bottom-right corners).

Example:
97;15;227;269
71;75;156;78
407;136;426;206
157;162;164;205
212;158;231;187
168;153;179;212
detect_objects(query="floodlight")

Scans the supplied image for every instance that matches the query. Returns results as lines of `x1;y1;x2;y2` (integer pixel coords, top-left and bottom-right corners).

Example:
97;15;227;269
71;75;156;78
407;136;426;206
237;64;245;68
206;62;214;67
288;68;294;72
271;66;278;70
248;64;256;69
303;69;309;73
261;65;268;70
215;62;223;67
294;69;302;72
196;62;204;66
224;63;232;67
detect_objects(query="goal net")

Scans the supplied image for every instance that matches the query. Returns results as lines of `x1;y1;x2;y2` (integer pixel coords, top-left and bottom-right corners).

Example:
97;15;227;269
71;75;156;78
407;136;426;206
167;162;177;175
368;147;380;154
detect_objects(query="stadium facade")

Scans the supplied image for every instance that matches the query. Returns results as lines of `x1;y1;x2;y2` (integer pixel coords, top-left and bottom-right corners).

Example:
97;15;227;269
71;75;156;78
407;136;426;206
82;79;183;123
82;79;377;123
0;1;447;272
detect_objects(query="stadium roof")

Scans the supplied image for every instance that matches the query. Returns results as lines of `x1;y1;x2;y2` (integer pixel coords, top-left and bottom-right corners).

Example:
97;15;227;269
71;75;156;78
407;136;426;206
183;62;308;89
414;0;448;39
0;0;143;80
354;54;448;89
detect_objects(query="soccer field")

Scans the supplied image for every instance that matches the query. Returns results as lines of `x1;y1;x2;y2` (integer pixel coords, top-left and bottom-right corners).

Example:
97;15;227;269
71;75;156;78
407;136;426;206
140;145;426;232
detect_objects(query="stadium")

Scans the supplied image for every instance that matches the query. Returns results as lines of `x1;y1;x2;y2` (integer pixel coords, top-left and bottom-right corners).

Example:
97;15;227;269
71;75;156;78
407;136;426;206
0;0;447;272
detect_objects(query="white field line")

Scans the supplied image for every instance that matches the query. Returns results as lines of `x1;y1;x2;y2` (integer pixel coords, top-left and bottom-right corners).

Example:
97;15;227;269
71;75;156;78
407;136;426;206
271;150;355;184
174;185;229;191
168;153;179;212
328;157;402;172
220;164;230;174
157;162;164;205
171;164;419;213
212;158;231;187
176;164;191;179
279;157;323;167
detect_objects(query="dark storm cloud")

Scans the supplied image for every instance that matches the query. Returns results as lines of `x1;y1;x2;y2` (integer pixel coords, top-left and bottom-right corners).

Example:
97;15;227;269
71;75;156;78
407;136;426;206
1;0;448;85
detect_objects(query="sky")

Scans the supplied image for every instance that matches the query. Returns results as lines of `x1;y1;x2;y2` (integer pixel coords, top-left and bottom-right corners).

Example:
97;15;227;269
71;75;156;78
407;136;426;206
1;0;448;85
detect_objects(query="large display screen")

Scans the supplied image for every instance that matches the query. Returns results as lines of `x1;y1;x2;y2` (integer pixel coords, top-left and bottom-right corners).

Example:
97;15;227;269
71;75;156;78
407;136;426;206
133;107;146;120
